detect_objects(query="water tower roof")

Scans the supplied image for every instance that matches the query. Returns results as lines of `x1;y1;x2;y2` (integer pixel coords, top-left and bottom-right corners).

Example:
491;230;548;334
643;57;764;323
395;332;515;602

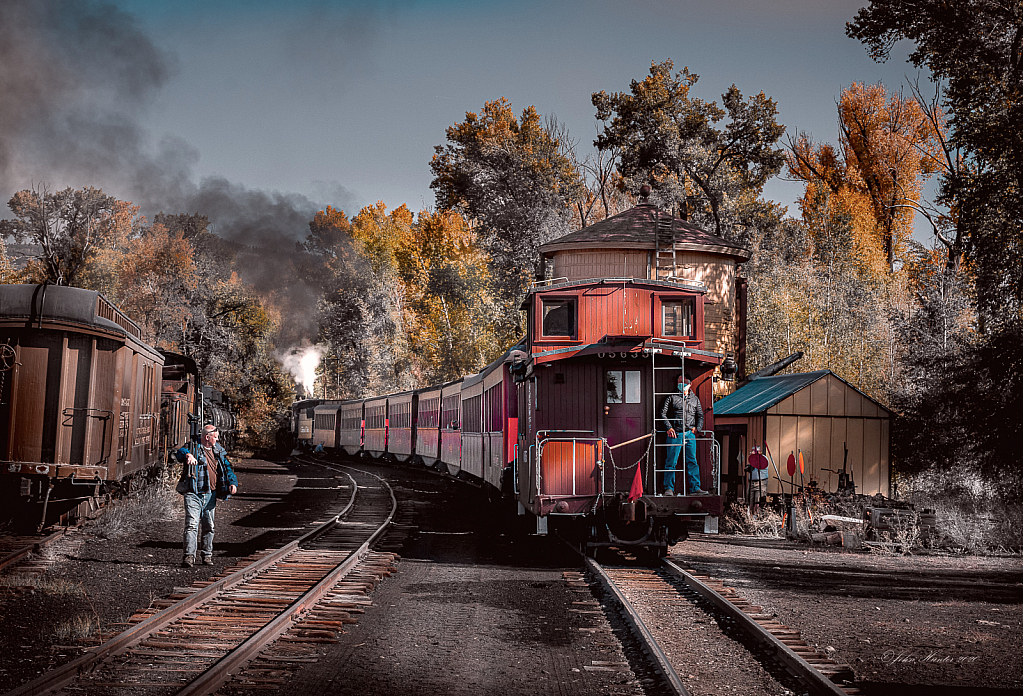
540;203;751;261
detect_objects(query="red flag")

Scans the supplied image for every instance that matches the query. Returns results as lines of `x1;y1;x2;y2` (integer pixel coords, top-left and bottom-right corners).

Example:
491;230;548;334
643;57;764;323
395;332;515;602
787;452;796;477
628;464;644;501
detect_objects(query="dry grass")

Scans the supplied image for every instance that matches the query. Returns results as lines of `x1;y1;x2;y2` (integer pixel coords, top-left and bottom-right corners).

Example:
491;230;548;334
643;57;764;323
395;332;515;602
722;503;785;537
51;614;99;641
0;573;85;596
92;476;180;540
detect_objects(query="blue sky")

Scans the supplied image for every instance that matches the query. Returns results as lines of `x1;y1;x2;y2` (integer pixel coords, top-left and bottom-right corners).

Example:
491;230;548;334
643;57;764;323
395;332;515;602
2;0;932;244
110;0;926;222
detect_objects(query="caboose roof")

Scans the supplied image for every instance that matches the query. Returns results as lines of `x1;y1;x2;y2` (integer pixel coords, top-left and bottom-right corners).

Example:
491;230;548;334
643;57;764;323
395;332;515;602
539;203;751;261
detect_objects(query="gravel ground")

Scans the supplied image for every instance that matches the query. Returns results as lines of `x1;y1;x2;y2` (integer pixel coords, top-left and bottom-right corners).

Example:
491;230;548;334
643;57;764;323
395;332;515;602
672;534;1023;694
3;461;1020;696
0;457;353;693
270;462;642;696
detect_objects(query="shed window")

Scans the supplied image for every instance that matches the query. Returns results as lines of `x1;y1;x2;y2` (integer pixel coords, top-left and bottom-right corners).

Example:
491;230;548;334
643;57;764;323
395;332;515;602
662;299;694;338
542;298;576;337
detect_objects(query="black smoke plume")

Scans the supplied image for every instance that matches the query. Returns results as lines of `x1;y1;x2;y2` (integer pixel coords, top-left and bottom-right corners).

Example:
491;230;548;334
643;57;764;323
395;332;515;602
0;0;357;344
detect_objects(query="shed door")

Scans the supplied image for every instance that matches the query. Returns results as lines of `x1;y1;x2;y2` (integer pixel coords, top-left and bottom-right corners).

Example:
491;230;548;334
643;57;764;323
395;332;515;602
603;369;645;494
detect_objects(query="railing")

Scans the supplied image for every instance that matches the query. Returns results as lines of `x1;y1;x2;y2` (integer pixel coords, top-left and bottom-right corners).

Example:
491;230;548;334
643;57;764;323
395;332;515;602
532;430;605;502
529;277;570;289
95;295;143;340
651;425;720;496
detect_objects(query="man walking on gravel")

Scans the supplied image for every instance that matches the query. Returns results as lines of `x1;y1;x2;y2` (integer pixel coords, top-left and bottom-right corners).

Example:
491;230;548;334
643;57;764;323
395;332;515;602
175;424;238;567
659;374;708;496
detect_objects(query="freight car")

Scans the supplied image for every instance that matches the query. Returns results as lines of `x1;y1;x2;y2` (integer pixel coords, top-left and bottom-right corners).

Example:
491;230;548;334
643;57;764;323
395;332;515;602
296;199;744;555
0;284;238;530
0;284;163;529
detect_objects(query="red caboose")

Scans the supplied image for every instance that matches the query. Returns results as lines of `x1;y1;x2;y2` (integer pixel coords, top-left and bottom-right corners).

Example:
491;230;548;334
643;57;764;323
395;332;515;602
514;201;750;554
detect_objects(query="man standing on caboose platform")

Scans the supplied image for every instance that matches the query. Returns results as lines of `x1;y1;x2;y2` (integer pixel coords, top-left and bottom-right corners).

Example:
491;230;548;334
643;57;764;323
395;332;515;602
175;424;238;567
659;374;708;496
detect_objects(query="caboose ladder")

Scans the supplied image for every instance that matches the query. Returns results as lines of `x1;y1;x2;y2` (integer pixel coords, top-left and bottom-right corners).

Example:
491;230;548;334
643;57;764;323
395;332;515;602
651;347;685;495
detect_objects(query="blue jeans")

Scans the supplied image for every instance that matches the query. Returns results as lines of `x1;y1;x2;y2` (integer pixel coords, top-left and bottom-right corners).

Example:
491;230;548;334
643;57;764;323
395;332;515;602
664;431;700;494
183;491;216;560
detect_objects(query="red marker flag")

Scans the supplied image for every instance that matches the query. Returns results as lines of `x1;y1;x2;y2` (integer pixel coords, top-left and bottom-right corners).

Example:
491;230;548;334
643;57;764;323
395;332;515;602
787;452;796;477
628;463;644;501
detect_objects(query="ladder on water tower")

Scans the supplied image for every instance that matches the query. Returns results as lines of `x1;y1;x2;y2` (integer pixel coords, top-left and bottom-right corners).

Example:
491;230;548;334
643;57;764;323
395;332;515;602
653;209;678;280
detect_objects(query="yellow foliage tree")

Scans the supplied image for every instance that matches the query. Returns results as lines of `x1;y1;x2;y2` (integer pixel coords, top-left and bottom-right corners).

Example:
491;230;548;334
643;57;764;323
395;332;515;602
114;224;198;347
788;82;942;276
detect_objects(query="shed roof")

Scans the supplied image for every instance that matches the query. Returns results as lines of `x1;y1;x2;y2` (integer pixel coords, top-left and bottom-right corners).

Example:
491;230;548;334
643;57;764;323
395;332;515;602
714;370;833;415
539;203;751;261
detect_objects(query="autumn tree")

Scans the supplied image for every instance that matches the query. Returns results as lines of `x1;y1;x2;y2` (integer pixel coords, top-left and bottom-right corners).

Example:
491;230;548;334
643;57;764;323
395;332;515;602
113;223;198;346
397;209;505;382
0;239;19;284
302;203;410;398
592;60;786;244
788;83;942;276
430;98;584;309
849;1;1023;503
1;186;124;286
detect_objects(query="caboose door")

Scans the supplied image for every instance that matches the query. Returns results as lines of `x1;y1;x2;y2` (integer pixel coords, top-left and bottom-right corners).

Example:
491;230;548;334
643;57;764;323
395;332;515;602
603;368;646;494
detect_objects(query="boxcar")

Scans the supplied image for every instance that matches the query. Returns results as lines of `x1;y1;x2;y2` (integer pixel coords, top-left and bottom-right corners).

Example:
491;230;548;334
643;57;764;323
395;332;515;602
363;395;388;458
414;385;443;467
0;284;164;524
386;390;415;462
338;399;364;455
312;401;342;449
160;352;200;456
439;380;462;475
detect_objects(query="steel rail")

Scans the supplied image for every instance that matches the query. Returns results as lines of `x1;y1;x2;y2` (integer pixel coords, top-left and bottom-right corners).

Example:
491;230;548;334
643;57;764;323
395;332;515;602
661;559;850;696
0;529;65;574
176;465;397;696
5;469;361;696
583;556;690;696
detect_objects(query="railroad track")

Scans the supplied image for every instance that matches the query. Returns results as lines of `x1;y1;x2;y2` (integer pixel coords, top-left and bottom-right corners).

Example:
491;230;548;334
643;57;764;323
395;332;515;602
0;530;66;575
6;462;397;696
586;553;861;696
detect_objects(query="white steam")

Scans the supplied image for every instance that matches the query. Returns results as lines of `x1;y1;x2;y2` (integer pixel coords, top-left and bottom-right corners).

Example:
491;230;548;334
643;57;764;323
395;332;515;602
280;344;326;397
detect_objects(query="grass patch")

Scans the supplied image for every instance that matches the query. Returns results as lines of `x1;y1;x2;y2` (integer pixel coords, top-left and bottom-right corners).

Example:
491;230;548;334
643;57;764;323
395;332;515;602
0;573;85;596
722;502;784;537
91;476;180;540
51;614;99;641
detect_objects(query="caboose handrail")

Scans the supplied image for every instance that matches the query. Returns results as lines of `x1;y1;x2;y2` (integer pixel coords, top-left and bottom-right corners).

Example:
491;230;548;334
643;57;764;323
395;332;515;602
534;434;604;501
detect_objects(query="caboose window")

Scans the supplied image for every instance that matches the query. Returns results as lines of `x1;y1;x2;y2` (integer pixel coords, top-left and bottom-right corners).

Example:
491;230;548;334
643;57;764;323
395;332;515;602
662;299;694;338
607;370;642;404
542;298;576;337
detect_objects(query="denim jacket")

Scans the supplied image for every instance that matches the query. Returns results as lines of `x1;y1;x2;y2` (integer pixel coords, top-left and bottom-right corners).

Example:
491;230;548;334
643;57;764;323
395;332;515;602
175;441;239;499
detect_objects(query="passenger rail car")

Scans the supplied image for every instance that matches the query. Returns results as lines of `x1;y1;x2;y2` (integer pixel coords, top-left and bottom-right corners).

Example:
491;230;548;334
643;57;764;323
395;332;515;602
439;379;463;475
312;401;341;450
386;391;415;462
414;384;443;467
338;400;363;455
